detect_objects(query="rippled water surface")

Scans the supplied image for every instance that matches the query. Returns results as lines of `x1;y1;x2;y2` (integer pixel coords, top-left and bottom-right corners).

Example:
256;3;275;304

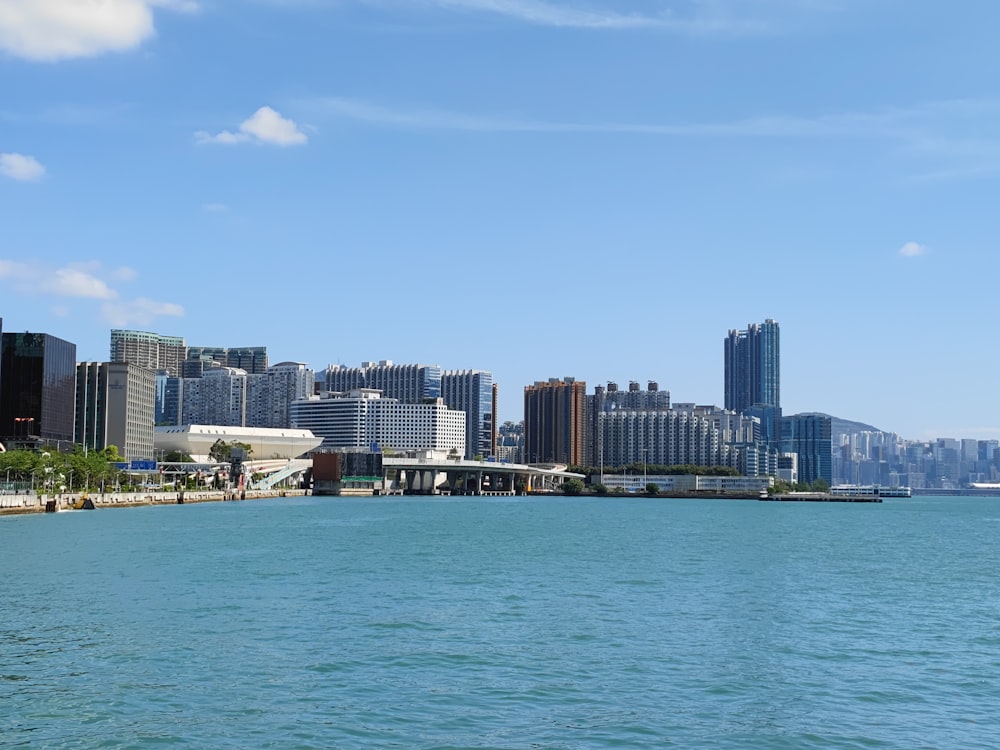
3;495;1000;748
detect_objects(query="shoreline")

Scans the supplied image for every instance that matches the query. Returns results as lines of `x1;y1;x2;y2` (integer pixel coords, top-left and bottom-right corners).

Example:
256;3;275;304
0;489;311;517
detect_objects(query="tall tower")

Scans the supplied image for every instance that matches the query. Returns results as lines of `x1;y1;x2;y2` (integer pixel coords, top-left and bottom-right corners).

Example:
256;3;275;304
724;319;780;414
1;331;77;445
523;377;586;466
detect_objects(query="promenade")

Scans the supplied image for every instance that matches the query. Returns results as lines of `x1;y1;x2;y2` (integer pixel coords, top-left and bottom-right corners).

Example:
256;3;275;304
0;489;310;516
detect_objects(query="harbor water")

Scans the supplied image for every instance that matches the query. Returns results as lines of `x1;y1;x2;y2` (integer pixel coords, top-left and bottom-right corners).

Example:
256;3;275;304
3;494;1000;748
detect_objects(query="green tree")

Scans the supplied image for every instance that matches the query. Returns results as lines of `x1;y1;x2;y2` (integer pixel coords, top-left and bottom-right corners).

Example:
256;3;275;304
208;440;253;463
562;478;585;496
645;482;660;496
164;450;194;463
592;483;609;496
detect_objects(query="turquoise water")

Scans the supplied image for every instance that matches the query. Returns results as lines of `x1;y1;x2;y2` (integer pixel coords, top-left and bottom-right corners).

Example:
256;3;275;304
3;495;1000;749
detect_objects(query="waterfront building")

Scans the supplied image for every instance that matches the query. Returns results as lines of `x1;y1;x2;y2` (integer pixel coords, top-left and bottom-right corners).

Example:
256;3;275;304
0;331;76;447
724;319;780;415
323;361;442;404
523;377;586;466
441;369;494;459
600;473;771;494
588;381;671;466
154;424;322;463
110;329;186;376
780;413;833;485
75;362;155;461
596;409;728;469
290;389;466;454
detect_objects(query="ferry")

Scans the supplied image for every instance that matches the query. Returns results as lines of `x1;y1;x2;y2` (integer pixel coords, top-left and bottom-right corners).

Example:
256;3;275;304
830;484;911;499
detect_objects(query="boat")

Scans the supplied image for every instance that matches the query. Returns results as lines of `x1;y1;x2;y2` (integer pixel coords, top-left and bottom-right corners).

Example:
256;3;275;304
830;484;911;498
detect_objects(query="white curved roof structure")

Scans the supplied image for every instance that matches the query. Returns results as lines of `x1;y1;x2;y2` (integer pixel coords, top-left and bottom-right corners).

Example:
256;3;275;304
154;425;322;462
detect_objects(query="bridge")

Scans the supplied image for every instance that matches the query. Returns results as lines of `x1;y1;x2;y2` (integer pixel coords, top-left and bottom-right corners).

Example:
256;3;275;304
155;456;582;496
380;456;581;495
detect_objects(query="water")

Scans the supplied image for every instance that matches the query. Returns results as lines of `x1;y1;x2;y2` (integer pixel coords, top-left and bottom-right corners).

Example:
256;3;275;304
3;495;1000;749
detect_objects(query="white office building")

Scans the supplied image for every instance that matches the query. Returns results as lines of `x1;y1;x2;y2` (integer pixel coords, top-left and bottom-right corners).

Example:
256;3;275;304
290;389;465;454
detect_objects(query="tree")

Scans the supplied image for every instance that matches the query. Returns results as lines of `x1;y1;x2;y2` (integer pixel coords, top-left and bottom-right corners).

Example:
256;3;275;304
562;478;585;496
164;450;193;463
645;483;660;496
592;483;609;496
208;440;252;463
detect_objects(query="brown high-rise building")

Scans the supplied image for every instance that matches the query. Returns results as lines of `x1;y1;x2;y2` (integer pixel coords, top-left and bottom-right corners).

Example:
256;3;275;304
523;377;586;466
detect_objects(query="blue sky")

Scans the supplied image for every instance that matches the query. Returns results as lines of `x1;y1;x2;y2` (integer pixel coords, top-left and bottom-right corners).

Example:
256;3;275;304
1;0;998;441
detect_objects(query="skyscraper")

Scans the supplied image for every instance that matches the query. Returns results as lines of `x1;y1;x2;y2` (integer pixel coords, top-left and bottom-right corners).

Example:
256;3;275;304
75;362;156;461
441;369;494;459
1;331;77;446
523;377;586;466
724;319;780;414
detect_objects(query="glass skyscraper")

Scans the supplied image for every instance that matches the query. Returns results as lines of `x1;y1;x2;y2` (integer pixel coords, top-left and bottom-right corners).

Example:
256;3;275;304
724;319;780;414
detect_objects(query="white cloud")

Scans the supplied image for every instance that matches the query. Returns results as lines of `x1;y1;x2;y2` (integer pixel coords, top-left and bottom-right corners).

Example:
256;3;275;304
898;241;928;258
0;260;115;297
100;297;185;327
0;259;184;326
0;152;46;181
0;0;198;62
196;106;308;147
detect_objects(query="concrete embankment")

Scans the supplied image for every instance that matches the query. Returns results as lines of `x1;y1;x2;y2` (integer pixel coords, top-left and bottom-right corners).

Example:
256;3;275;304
0;489;310;516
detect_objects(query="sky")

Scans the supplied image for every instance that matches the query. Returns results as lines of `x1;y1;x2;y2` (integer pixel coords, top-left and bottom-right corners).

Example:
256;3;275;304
1;0;998;442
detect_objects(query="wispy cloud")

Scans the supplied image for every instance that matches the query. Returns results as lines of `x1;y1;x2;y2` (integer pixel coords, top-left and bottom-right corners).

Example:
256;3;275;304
196;106;308;146
898;241;928;258
202;202;229;212
305;96;1000;179
0;152;46;181
0;260;184;326
101;298;185;327
425;0;763;33
0;0;197;62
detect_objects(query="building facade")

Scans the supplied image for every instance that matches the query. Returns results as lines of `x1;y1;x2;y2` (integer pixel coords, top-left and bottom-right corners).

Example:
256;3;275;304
184;346;269;377
323;361;442;404
523;377;586;466
780;413;833;485
110;329;186;376
75;362;156;461
290;389;466;454
0;331;76;446
724;319;780;415
245;362;315;429
441;369;494;459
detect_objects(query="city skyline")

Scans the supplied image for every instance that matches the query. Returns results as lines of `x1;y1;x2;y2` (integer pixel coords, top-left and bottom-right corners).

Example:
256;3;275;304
3;2;999;441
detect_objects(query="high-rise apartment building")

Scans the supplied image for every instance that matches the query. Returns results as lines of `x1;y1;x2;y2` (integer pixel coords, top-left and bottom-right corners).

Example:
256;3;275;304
724;319;780;414
180;367;247;426
523;377;586;466
0;331;77;446
184;346;269;376
245;362;315;429
75;362;155;461
110;329;186;376
780;413;832;485
324;361;442;403
441;369;494;459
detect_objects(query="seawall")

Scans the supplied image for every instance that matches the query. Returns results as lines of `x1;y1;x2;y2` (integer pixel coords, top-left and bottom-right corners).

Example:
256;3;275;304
0;489;310;516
